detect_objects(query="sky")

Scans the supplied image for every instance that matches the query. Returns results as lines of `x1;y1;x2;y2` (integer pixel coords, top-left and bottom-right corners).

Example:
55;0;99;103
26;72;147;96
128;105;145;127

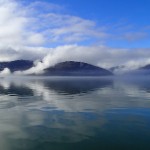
0;0;150;74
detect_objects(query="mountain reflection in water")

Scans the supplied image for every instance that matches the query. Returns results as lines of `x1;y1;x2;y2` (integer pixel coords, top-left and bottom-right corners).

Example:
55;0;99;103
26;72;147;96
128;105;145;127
0;77;150;150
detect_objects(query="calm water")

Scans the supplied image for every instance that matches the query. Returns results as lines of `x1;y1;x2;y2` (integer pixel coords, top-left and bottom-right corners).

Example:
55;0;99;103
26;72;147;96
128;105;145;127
0;76;150;150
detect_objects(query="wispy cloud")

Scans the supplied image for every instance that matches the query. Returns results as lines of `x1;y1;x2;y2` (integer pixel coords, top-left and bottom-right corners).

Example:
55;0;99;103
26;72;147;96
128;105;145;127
122;32;148;41
41;13;108;43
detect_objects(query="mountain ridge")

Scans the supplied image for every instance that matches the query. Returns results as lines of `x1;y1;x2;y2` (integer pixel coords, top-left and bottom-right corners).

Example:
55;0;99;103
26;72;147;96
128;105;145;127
44;61;113;76
0;60;34;72
0;60;113;76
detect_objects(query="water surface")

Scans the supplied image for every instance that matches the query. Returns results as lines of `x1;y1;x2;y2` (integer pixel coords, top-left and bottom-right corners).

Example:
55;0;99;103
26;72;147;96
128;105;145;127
0;77;150;150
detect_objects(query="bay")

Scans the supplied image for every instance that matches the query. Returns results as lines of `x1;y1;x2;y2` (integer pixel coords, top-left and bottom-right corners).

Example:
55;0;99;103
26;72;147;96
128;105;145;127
0;76;150;150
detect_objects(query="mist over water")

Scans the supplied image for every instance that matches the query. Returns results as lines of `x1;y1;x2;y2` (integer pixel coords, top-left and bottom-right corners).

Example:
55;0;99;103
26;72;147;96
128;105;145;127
0;77;150;150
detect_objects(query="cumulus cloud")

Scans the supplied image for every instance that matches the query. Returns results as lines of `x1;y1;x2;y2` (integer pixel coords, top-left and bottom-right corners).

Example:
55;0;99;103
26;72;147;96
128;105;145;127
0;0;43;60
0;0;26;47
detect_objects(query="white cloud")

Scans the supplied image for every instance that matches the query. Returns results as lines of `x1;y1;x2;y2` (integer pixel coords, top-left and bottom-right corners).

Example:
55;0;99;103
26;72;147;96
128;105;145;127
41;13;108;43
27;33;46;46
122;32;148;41
0;68;11;75
13;45;150;74
0;0;27;48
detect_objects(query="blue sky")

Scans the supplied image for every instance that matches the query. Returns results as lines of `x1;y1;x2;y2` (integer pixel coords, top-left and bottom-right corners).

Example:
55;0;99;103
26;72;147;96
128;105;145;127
23;0;150;48
57;0;150;48
51;0;149;23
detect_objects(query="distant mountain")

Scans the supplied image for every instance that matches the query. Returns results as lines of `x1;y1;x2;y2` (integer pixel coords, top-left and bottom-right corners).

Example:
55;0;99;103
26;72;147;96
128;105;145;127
0;60;113;76
140;64;150;70
0;60;34;72
136;64;150;75
44;61;113;76
120;64;150;76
